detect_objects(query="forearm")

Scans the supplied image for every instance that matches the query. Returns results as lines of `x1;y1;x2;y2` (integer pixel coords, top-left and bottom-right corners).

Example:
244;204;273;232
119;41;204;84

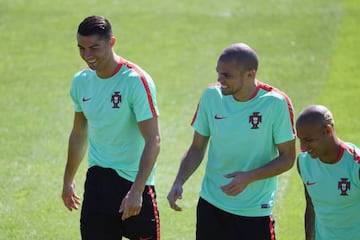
245;140;295;183
131;136;160;192
247;154;294;182
305;206;315;240
174;145;205;186
63;131;88;185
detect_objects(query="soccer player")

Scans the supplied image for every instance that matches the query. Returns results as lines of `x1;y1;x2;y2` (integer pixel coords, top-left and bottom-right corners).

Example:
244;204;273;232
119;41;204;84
61;16;161;240
296;105;360;240
167;43;296;239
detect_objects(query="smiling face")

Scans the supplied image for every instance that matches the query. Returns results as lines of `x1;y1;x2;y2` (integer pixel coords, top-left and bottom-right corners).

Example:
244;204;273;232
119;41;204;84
216;60;256;101
77;34;115;74
296;122;329;159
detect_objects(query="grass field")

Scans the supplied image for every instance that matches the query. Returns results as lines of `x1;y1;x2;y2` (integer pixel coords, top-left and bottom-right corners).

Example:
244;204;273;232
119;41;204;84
0;0;359;239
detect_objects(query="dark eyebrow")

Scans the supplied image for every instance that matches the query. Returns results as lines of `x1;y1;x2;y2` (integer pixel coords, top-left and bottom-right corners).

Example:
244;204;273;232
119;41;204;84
77;43;100;48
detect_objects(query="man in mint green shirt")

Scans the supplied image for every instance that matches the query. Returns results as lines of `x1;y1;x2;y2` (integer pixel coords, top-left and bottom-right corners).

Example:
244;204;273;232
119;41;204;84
297;105;360;240
61;16;160;240
168;43;296;239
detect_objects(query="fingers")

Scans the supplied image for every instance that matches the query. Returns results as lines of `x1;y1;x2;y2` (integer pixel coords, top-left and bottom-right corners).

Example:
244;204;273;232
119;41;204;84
221;183;237;196
119;194;142;220
62;183;81;211
167;186;183;211
221;180;247;196
121;206;142;220
63;194;81;211
224;172;236;178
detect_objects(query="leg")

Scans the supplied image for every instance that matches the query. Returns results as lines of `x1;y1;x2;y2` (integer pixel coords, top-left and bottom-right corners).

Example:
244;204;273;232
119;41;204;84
81;210;123;240
123;186;160;240
80;166;131;240
196;198;225;240
226;214;276;240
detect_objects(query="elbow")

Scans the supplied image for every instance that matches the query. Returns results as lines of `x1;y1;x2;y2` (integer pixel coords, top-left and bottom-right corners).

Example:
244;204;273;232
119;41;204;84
155;134;161;154
285;152;296;171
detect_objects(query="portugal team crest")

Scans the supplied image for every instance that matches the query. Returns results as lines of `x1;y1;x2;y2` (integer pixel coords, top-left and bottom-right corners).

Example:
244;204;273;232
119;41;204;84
338;178;350;196
249;112;262;129
111;91;121;108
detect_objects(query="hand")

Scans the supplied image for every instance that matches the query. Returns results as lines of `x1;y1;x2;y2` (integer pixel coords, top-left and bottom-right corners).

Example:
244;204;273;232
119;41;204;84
167;182;183;211
119;190;143;220
62;181;81;211
220;171;251;196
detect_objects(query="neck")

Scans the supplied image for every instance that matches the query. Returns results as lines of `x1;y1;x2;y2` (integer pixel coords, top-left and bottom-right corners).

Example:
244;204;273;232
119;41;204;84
233;80;257;102
97;54;121;79
320;137;342;164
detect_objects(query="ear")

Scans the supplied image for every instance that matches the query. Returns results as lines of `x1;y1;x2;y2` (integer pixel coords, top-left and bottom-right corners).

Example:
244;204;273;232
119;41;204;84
246;69;256;79
109;37;116;47
325;124;334;136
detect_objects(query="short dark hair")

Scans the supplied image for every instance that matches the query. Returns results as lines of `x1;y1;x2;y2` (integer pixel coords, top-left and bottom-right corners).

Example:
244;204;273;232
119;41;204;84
296;105;335;128
77;15;113;40
219;43;259;71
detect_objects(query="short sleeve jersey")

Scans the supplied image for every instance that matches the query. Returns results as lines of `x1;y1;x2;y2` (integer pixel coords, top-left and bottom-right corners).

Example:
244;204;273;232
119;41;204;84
298;142;360;240
191;81;295;216
70;59;159;185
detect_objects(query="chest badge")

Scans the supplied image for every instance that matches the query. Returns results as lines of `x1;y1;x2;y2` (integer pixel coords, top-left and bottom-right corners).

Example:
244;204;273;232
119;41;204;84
338;178;350;196
111;91;122;108
249;112;262;129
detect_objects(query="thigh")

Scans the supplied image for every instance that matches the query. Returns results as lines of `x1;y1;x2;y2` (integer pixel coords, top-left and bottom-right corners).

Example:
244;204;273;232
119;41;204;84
123;186;160;240
226;214;276;240
196;197;276;240
81;211;123;240
82;166;131;213
81;166;132;239
196;198;224;240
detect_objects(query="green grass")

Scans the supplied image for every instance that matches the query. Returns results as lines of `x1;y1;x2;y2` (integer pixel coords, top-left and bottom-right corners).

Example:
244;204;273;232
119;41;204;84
0;0;359;239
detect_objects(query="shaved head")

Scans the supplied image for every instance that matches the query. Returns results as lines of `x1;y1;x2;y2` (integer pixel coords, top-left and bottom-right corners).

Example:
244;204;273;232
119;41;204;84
296;105;334;128
218;43;259;71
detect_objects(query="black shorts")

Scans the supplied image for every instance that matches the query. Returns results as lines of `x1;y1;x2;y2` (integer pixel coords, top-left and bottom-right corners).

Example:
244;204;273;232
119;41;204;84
80;166;160;240
196;197;276;240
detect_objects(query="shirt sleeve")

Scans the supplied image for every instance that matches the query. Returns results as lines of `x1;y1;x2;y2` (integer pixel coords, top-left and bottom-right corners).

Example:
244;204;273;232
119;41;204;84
69;75;83;112
191;89;211;136
272;96;296;144
131;72;159;122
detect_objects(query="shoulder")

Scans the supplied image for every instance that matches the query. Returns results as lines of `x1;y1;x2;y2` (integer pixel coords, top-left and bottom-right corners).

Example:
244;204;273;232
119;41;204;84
257;81;291;101
73;67;93;79
202;83;222;96
342;142;360;163
257;81;294;113
122;61;152;80
297;151;313;169
71;68;95;89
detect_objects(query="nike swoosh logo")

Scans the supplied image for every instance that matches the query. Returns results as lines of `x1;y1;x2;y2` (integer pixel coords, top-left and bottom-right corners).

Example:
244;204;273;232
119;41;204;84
306;181;316;186
82;97;91;102
214;114;226;119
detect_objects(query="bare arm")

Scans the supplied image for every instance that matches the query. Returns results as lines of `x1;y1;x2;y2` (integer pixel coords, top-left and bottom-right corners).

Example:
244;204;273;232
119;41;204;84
62;112;88;211
297;158;315;240
167;131;210;211
221;139;295;196
120;117;161;220
304;186;315;240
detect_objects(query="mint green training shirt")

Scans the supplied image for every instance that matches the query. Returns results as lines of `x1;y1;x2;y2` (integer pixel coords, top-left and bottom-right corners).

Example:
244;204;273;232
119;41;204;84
70;59;159;185
191;81;295;216
298;142;360;240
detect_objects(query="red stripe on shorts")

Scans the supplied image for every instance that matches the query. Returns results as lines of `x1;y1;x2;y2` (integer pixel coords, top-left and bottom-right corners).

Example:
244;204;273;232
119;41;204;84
148;186;160;240
269;215;276;240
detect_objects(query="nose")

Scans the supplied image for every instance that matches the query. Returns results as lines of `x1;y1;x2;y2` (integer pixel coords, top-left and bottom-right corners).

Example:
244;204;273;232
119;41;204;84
217;74;225;83
300;141;308;152
82;49;92;59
